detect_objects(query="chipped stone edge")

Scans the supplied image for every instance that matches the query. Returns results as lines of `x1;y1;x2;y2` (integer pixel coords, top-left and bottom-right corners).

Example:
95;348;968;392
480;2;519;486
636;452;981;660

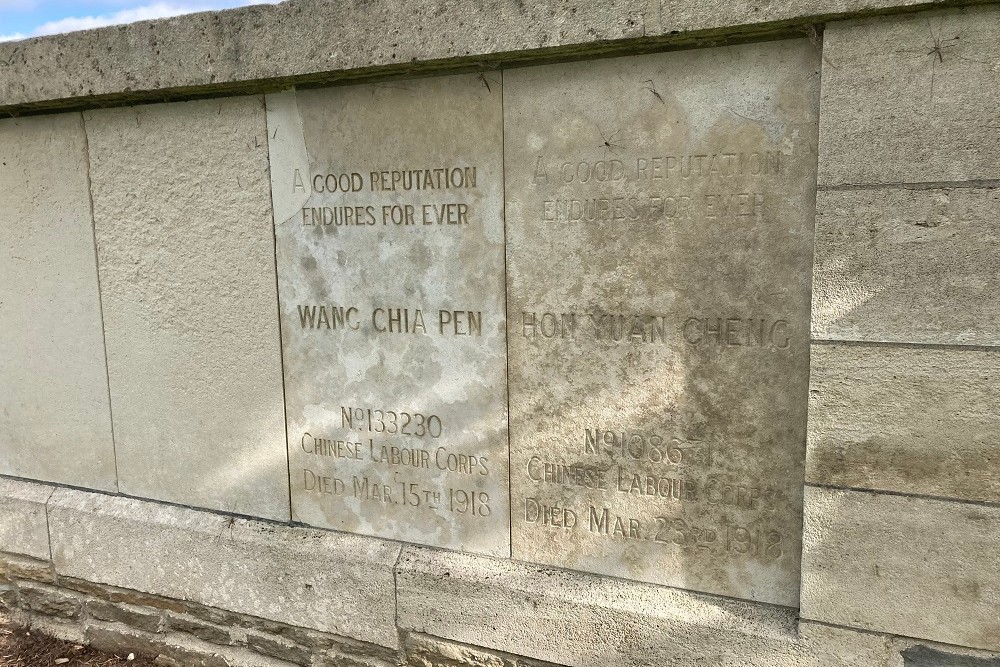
0;476;54;561
264;90;311;227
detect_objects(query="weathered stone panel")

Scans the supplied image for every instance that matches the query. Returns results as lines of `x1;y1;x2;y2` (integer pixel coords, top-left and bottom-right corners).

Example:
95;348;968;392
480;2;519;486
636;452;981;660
0;477;53;560
505;39;819;605
269;75;509;556
0;0;985;114
819;6;1000;186
812;187;1000;344
397;546;892;667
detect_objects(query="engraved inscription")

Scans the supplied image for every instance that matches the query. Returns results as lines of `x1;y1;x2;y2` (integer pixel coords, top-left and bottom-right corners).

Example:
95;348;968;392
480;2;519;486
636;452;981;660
522;425;786;558
519;311;797;348
534;153;778;223
297;166;479;228
295;305;483;336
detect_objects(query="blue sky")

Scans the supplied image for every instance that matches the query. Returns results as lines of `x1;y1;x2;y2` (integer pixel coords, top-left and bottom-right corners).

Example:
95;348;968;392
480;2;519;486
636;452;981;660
0;1;276;41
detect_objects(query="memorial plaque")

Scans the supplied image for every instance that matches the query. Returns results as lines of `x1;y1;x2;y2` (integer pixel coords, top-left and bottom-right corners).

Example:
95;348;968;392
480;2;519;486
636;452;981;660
505;40;819;604
269;75;509;555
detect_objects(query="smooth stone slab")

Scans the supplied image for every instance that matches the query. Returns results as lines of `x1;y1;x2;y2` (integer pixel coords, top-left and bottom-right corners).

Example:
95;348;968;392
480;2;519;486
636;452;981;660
47;487;401;649
505;40;819;605
820;6;1000;186
808;344;1000;503
812;187;1000;345
0;113;117;492
0;477;53;560
801;486;1000;652
86;97;289;521
269;76;509;555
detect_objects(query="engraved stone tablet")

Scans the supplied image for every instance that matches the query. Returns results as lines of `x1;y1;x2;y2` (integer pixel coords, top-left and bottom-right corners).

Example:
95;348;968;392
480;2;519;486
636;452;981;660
269;75;509;555
505;40;819;604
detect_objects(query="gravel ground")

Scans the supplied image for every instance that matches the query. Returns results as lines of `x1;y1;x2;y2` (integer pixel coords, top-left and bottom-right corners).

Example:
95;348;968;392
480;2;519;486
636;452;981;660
0;615;157;667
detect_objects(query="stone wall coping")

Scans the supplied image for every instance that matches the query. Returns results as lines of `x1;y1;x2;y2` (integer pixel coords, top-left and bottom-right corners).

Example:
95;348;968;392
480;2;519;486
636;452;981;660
0;0;987;114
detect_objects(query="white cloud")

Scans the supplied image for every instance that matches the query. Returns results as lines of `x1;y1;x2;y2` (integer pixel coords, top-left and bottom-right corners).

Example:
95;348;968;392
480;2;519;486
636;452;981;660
0;1;278;42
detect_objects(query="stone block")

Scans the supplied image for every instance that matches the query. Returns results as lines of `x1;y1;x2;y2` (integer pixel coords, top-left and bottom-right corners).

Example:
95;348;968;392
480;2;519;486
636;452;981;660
270;75;509;555
0;554;55;584
86;599;164;634
245;632;312;666
812;187;1000;344
402;631;561;667
0;0;651;111
0;584;17;611
166;613;233;646
59;577;187;614
504;39;819;605
0;112;116;491
272;626;332;652
801;486;1000;652
316;654;395;667
180;601;251;629
17;582;82;618
48;487;401;649
820;6;1000;185
21;613;87;645
396;547;889;666
85;96;289;521
0;477;53;560
650;0;940;35
84;624;165;660
322;636;399;667
795;622;894;666
85;624;232;667
808;344;1000;502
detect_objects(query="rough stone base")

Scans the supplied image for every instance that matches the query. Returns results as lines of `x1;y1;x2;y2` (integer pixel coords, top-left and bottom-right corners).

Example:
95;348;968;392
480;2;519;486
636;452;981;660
7;546;1000;667
2;567;542;667
0;545;563;667
3;478;1000;667
0;553;395;667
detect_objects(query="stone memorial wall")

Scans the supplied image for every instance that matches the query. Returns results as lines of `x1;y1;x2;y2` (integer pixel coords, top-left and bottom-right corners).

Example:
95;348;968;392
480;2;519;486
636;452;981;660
1;1;999;666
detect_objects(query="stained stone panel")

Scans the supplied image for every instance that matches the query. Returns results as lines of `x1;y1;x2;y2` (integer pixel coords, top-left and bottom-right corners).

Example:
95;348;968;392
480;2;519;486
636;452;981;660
807;343;1000;503
269;75;509;556
505;40;820;605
